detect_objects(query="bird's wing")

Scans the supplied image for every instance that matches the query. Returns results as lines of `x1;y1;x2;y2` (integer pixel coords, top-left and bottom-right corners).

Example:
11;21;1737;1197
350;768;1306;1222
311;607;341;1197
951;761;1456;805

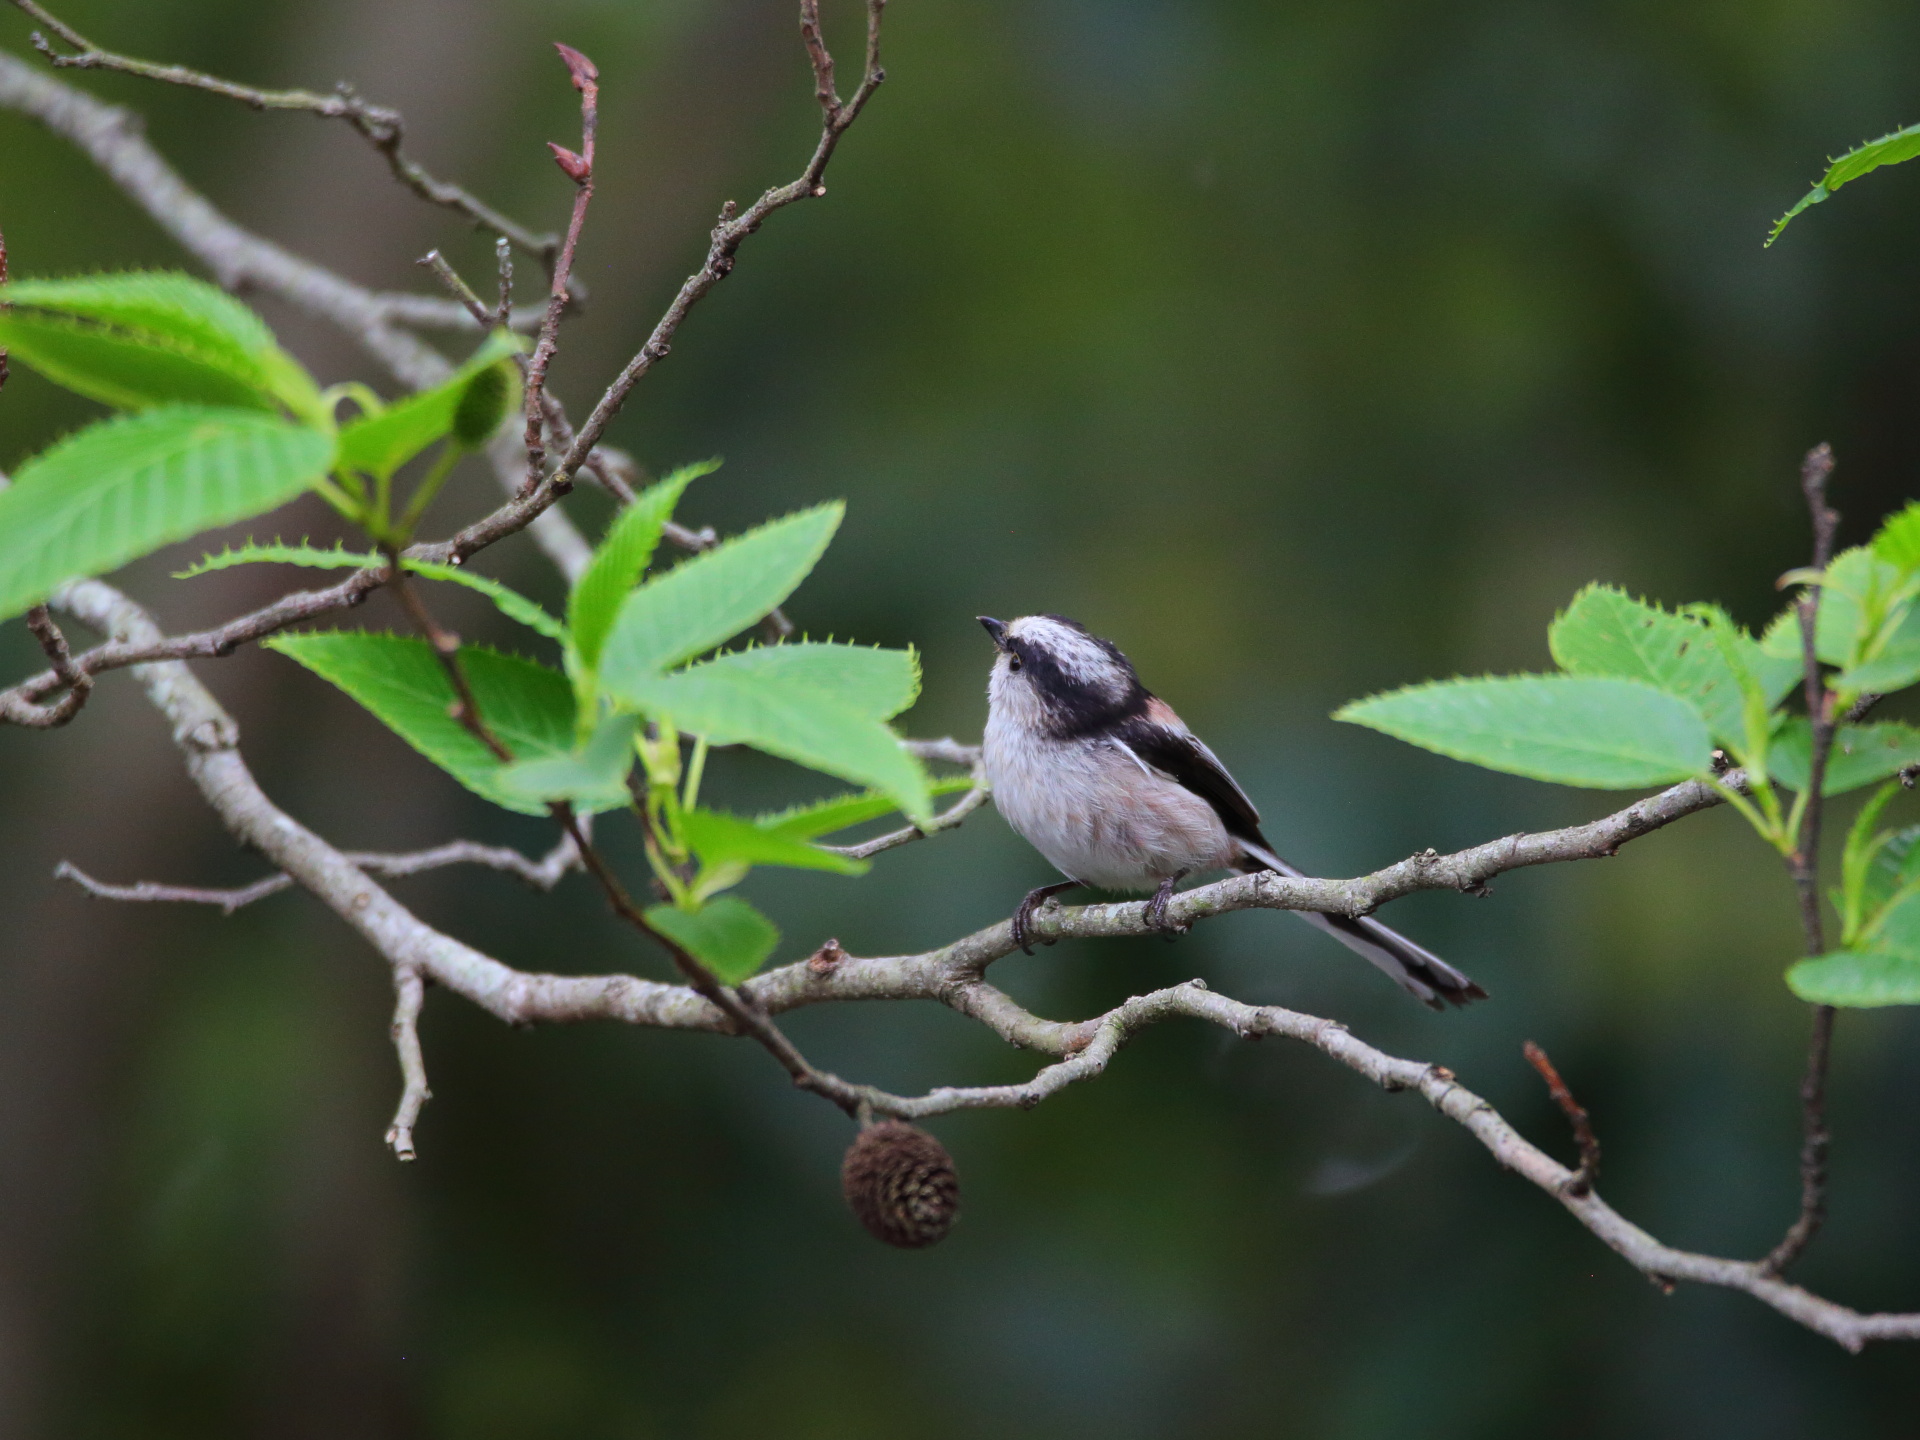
1118;696;1266;842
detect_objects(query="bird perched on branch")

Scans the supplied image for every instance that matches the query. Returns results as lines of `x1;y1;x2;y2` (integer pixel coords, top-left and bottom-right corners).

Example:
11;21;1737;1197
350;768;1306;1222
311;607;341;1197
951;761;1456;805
977;614;1486;1009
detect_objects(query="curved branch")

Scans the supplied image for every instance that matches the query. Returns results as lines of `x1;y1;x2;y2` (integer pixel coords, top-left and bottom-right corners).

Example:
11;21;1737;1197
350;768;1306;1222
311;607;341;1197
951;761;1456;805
52;570;1919;1350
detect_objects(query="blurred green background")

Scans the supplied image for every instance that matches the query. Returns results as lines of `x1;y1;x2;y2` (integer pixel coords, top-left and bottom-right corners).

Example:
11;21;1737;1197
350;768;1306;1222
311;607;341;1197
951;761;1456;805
4;0;1920;1434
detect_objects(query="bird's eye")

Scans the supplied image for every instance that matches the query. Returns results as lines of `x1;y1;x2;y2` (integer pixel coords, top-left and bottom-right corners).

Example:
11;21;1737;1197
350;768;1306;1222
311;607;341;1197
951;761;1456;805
1007;655;1023;672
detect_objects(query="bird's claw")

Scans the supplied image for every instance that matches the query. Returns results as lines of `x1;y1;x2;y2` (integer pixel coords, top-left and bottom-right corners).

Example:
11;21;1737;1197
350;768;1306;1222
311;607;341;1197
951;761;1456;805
1143;876;1188;940
1011;881;1078;955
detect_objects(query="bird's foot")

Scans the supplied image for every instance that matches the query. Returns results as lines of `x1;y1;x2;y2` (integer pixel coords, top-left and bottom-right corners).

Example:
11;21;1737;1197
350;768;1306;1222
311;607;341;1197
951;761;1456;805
1011;881;1080;955
1143;873;1190;940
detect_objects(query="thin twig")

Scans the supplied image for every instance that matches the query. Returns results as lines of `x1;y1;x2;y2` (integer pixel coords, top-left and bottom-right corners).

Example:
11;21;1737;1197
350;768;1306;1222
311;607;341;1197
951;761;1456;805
8;0;561;262
1767;442;1841;1276
54;833;581;913
521;43;598;495
820;770;991;860
1523;1040;1601;1197
552;0;890;486
9;604;91;727
380;546;512;761
383;967;430;1160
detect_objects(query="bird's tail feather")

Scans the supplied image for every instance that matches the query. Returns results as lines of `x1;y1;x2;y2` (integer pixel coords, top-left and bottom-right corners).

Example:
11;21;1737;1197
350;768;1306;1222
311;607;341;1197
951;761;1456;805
1233;845;1487;1010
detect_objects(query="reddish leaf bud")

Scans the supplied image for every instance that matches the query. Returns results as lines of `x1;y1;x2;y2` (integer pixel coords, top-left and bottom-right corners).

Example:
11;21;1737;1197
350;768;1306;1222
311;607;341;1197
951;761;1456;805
553;42;599;91
841;1121;959;1248
547;143;590;183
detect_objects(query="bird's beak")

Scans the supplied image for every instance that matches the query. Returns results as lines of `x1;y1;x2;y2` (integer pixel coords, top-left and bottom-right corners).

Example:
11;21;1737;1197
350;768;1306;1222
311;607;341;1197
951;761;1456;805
977;616;1008;649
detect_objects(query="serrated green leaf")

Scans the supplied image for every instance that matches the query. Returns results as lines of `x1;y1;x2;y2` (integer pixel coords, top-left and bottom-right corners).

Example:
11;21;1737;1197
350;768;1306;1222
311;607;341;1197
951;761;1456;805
173;539;564;643
644;896;780;984
1549;585;1795;745
1786;949;1920;1006
568;460;719;671
1770;719;1920;796
1335;674;1713;789
175;539;381;578
599;503;843;682
495;712;638;807
1872;500;1920;576
264;632;611;815
0;271;323;419
0;407;336;622
404;561;565;644
698;642;920;720
754;776;975;839
336;330;523;479
609;653;931;823
1769;120;1920;246
681;806;868;877
1834;601;1920;695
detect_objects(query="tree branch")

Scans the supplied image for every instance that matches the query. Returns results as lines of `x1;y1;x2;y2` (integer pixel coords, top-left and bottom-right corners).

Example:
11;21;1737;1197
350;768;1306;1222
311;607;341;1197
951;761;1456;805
552;0;890;485
1767;442;1841;1276
55;832;581;913
383;967;430;1161
6;0;562;263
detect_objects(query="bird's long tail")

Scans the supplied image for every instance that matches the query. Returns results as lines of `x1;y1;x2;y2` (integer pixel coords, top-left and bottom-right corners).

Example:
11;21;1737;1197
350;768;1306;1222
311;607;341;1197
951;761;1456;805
1233;845;1487;1010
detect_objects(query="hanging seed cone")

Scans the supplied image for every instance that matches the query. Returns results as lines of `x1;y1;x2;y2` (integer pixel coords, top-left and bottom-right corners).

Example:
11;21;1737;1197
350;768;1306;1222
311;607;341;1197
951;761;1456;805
841;1120;959;1248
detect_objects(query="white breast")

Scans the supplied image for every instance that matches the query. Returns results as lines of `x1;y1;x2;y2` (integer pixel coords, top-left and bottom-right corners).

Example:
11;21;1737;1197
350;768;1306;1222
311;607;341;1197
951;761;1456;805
983;714;1237;892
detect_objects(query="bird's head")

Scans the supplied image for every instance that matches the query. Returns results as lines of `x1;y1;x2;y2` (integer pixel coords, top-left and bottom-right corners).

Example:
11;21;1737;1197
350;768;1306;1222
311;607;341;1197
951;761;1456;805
978;614;1146;736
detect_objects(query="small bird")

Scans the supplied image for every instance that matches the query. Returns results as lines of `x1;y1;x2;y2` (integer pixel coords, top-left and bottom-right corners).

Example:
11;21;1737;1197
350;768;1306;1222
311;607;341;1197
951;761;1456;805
978;614;1486;1009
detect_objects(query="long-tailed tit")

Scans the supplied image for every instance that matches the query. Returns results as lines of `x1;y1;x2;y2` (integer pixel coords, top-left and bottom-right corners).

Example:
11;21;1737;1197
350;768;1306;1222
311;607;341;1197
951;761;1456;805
978;614;1486;1009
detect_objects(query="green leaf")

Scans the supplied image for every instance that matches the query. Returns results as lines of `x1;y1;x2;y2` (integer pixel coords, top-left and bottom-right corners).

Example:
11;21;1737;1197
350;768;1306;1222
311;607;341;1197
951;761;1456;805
568;460;719;672
494;712;638;808
1872;500;1920;577
1786;949;1920;1007
1834;602;1920;695
609;654;932;823
175;539;381;578
0;407;336;622
1335;674;1713;789
404;561;566;644
681;807;868;877
0;271;324;419
1769;120;1920;246
173;540;565;643
599;503;843;681
264;632;614;815
1770;720;1920;797
697;642;920;720
335;330;523;479
754;776;975;839
1549;585;1795;745
644;896;781;984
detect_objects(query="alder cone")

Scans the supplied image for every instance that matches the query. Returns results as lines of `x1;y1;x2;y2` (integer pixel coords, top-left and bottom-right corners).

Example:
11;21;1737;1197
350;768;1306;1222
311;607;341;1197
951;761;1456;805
841;1121;959;1248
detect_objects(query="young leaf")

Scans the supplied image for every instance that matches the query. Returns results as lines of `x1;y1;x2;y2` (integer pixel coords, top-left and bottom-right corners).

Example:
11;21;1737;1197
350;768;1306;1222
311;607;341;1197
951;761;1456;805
404;561;566;644
0;271;325;420
1769;720;1920;797
681;807;869;877
1785;949;1920;1007
495;712;639;808
1834;602;1920;695
568;460;719;672
1549;585;1796;745
1872;500;1920;577
264;632;615;815
0;407;336;622
1335;675;1713;789
696;642;920;720
335;330;523;479
609;654;932;823
644;896;781;984
1769;121;1920;246
598;503;843;682
754;776;976;839
176;539;381;577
